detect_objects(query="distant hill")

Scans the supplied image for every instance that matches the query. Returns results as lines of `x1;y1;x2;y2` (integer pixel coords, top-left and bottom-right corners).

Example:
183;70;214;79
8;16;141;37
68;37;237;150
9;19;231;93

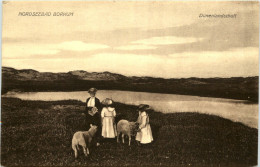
2;67;127;81
2;66;259;102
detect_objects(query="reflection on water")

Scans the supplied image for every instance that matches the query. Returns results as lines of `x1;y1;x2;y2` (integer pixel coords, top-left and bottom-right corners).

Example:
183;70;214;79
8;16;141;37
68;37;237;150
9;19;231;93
3;90;258;129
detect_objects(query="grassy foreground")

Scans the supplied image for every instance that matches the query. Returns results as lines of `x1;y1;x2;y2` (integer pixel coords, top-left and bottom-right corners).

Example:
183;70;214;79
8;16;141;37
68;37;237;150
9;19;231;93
1;97;258;166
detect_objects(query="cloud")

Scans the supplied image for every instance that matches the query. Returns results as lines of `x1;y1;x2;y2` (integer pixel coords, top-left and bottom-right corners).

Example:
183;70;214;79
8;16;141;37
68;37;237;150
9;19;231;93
2;44;60;59
2;1;258;78
168;47;258;60
166;47;259;77
3;47;258;78
115;44;157;50
57;41;109;51
2;41;110;59
113;36;204;51
132;36;204;45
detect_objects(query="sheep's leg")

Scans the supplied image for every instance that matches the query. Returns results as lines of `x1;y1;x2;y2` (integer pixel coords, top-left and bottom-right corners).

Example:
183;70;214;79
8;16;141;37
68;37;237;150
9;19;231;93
72;144;78;158
122;134;125;144
128;134;131;146
87;148;90;155
83;146;88;157
117;132;120;143
74;149;78;158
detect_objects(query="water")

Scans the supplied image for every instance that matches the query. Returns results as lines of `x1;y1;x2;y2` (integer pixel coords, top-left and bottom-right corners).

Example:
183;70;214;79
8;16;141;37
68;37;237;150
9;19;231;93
3;90;258;129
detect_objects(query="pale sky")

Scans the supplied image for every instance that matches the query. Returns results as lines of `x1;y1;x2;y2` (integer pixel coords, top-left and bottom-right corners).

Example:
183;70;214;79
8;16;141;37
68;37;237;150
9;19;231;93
2;1;259;78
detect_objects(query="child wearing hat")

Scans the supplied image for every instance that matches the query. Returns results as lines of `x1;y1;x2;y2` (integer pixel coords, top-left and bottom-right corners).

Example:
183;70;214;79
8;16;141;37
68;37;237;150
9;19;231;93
101;98;117;139
86;87;101;112
85;88;101;146
136;104;153;145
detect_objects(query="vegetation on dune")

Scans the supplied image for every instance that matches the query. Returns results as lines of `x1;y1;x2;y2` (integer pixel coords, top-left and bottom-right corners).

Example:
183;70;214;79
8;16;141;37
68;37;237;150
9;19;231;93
1;97;257;166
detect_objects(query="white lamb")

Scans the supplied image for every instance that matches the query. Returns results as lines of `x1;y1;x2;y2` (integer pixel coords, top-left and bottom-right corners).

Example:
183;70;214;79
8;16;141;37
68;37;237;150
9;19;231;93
71;124;98;158
117;119;139;146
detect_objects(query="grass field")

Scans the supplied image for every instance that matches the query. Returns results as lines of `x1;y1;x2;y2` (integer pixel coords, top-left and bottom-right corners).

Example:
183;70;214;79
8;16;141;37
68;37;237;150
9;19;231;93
1;97;258;166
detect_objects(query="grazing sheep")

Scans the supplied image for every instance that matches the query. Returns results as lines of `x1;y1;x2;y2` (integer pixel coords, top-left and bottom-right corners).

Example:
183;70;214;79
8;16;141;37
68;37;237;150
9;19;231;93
72;124;98;158
117;119;139;146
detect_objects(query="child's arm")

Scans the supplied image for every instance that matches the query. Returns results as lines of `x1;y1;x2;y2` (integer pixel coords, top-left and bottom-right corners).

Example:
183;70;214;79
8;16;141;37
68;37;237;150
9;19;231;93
112;109;116;123
113;109;116;117
139;113;147;130
83;98;89;115
101;108;105;125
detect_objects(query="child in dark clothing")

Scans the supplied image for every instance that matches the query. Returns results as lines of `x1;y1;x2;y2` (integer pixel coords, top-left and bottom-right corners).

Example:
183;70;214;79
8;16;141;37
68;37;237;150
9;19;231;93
84;107;102;146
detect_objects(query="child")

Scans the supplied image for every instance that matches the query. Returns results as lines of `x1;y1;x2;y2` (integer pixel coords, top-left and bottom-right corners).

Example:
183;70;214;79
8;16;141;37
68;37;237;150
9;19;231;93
101;98;117;139
136;104;153;145
86;88;101;112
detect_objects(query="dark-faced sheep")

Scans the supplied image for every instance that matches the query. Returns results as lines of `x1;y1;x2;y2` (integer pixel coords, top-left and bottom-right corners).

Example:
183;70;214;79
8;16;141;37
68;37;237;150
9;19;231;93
72;124;98;158
117;119;139;146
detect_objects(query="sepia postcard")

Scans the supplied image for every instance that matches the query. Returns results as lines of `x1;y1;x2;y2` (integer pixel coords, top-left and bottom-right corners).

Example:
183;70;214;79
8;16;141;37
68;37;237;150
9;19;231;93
1;1;259;166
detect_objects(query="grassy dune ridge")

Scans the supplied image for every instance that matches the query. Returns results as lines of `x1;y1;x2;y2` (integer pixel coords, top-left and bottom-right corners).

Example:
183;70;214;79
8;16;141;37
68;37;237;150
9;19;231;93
1;97;258;166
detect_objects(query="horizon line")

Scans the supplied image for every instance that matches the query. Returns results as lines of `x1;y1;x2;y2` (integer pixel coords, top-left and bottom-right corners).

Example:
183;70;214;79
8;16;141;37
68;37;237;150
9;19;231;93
2;66;259;80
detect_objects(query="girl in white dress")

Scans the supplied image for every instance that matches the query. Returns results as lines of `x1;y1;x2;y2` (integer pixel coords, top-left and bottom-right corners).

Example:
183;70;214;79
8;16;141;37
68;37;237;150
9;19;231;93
101;98;117;138
136;104;153;144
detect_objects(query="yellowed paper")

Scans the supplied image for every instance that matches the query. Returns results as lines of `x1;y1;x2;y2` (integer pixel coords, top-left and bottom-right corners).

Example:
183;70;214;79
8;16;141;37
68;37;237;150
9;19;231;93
1;1;259;166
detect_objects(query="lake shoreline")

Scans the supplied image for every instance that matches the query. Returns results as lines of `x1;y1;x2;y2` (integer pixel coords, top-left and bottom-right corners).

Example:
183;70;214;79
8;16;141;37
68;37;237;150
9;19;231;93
2;74;258;103
2;89;258;104
3;90;258;129
1;97;257;166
